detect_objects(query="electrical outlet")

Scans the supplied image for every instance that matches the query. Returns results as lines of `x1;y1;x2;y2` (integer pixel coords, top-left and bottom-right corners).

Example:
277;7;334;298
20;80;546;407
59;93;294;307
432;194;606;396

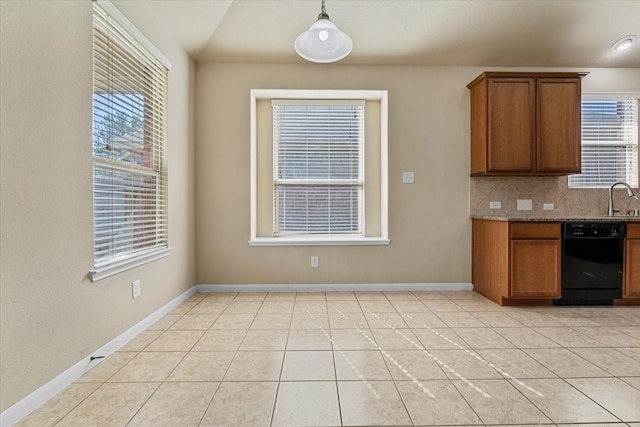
517;199;533;211
489;201;501;209
402;172;415;184
132;280;141;299
543;203;554;211
311;256;319;268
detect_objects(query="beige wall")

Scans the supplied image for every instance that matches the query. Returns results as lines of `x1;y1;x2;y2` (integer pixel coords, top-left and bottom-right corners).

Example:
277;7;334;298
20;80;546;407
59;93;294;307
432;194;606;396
0;0;195;411
195;65;639;286
195;64;477;285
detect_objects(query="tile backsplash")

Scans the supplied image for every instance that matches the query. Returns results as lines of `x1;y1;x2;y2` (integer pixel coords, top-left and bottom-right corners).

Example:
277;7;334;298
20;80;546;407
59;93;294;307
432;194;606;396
470;176;640;218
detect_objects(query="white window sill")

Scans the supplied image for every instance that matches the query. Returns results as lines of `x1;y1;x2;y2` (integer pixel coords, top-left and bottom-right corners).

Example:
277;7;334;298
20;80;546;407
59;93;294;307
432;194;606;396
89;247;173;282
248;237;390;247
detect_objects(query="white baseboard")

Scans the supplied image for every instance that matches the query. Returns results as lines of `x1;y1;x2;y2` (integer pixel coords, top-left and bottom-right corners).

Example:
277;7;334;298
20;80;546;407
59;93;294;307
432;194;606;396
0;286;196;427
196;282;473;293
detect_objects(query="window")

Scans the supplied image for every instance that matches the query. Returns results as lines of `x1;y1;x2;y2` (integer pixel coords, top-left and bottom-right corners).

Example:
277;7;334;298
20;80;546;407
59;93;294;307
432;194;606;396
250;90;389;246
569;94;639;188
273;101;364;236
90;1;171;281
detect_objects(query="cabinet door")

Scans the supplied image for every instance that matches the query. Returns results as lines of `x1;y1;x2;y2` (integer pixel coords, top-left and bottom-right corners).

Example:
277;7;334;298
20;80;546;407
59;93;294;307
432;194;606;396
510;239;561;298
536;78;582;173
624;239;640;298
487;78;535;173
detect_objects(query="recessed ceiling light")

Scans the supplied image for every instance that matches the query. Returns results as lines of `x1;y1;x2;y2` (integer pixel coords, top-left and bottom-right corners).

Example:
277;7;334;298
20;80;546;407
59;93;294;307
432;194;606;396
610;35;637;53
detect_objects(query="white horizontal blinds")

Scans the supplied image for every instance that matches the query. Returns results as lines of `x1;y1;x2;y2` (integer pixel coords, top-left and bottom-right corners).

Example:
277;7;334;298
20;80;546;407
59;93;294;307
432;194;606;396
273;100;364;236
569;95;639;188
93;3;169;267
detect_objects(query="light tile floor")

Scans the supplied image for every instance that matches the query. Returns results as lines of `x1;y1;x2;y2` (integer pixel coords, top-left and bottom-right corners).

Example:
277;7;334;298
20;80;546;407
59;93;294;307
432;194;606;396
16;290;640;426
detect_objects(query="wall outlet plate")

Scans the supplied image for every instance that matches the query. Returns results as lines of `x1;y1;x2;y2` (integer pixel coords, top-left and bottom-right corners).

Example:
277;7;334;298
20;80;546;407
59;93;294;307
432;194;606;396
132;280;141;299
543;203;554;211
489;201;501;209
402;172;415;184
517;199;533;211
311;256;319;268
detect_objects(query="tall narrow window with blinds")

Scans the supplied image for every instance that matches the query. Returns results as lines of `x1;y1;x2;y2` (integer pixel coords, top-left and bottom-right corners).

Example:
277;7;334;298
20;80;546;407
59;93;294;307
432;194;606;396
569;95;639;188
273;100;364;236
91;2;169;279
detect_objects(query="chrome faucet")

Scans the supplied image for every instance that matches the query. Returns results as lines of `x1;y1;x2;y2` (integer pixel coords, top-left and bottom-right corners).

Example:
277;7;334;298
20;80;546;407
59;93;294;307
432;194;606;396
625;195;640;216
608;182;636;216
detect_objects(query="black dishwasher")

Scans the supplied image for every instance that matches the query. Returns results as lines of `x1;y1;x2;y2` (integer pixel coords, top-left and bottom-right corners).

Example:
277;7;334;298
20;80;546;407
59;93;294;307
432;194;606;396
555;222;626;305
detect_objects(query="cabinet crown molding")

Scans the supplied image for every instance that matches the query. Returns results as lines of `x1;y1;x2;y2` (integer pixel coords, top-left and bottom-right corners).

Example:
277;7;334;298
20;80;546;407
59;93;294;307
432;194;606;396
467;71;588;89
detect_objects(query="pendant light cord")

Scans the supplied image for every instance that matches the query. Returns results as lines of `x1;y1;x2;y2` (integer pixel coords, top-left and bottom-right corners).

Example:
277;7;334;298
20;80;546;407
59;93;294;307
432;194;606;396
318;0;330;20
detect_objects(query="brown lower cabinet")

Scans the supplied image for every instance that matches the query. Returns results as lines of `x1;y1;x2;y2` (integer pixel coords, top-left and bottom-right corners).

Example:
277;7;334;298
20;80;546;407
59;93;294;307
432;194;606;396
473;219;640;305
510;239;561;298
624;224;640;298
472;219;561;305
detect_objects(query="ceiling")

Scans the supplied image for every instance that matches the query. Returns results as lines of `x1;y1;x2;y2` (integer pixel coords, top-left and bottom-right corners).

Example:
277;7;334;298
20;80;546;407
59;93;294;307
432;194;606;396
125;0;640;67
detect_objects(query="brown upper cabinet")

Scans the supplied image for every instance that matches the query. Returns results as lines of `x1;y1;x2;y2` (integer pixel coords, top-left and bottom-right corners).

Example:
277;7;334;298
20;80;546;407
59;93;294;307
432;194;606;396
467;72;587;176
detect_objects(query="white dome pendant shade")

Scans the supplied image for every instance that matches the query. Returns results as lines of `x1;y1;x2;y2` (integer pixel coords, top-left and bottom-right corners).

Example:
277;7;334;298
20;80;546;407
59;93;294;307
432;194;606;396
294;0;353;63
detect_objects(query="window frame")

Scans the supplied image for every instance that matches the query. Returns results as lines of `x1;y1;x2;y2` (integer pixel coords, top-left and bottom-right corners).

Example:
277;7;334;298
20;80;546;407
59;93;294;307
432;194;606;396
89;0;172;282
249;89;389;247
568;93;639;189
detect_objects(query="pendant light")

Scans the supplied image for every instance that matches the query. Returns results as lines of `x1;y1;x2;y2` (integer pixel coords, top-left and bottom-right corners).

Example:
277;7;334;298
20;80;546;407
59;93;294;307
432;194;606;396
294;0;353;63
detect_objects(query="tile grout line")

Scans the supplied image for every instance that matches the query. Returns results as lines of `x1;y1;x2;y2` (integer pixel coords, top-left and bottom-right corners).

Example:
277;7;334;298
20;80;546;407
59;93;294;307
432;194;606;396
199;324;240;423
197;292;249;426
268;294;296;427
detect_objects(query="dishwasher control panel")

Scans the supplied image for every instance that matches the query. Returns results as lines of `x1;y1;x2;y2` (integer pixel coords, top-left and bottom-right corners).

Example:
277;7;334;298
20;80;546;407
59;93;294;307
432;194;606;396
565;223;626;238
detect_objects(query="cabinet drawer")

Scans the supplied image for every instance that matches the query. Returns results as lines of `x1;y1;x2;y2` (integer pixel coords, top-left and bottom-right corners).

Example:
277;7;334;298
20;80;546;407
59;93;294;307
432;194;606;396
510;222;560;239
627;223;640;239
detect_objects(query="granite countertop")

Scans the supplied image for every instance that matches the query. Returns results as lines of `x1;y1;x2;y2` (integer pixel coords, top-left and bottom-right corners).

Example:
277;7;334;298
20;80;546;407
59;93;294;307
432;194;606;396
471;215;640;222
